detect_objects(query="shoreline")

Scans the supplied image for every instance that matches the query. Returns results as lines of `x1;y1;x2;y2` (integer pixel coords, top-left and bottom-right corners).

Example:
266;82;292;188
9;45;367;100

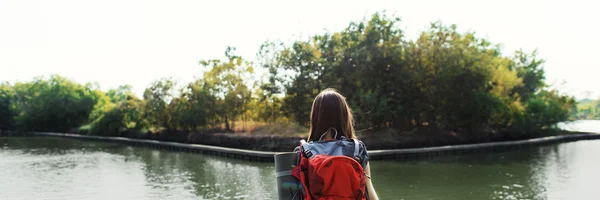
3;131;599;162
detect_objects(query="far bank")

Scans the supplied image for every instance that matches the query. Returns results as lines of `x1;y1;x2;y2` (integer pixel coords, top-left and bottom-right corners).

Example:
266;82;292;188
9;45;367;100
2;129;599;163
84;121;599;152
3;121;597;154
5;121;597;152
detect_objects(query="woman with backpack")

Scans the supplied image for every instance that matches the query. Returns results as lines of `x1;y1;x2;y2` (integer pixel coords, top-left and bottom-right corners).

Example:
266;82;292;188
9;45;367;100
291;88;379;200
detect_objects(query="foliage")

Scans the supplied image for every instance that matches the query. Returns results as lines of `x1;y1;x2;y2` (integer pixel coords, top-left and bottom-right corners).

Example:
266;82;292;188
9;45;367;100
513;90;576;132
0;82;15;131
82;85;146;136
200;47;254;131
143;77;177;132
262;12;575;134
572;98;600;120
9;75;101;132
1;11;577;139
170;80;217;132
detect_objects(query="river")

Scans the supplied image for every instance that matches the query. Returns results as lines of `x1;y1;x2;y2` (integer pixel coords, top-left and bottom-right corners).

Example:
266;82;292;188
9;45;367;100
0;120;598;200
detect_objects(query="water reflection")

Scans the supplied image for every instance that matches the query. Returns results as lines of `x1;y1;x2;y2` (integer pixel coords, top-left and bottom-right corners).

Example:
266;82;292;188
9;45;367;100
0;137;276;200
120;146;276;199
369;140;600;200
538;141;600;200
368;148;547;199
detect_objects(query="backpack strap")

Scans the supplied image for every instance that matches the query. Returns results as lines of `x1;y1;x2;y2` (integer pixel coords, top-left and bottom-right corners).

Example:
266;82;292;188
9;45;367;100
319;127;338;141
300;139;314;158
351;138;360;159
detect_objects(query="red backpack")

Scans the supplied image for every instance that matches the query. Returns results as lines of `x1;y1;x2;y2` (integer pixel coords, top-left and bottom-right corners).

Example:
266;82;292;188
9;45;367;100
291;130;369;200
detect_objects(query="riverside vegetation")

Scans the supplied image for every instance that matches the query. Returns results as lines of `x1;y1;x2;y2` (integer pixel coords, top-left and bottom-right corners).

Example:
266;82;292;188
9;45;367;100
0;12;579;151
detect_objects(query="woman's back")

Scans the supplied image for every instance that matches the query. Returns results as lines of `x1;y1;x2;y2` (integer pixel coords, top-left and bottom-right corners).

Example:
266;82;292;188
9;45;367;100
291;88;379;200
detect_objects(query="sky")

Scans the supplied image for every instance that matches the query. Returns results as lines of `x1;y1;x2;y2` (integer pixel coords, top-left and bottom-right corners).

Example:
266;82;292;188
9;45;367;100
1;0;598;99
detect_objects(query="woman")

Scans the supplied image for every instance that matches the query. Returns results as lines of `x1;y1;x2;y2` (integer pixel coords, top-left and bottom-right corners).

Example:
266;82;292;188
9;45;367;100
306;88;379;200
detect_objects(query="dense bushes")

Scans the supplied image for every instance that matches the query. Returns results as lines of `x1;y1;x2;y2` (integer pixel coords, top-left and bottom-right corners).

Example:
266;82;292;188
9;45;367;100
0;75;100;132
264;13;576;134
0;12;576;141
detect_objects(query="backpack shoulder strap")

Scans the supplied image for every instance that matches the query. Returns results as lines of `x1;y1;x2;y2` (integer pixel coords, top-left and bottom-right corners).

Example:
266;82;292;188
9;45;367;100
351;139;369;169
351;138;360;159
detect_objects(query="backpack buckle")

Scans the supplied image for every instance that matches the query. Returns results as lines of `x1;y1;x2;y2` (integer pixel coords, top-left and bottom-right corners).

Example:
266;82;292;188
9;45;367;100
299;139;314;158
303;149;313;158
354;156;362;163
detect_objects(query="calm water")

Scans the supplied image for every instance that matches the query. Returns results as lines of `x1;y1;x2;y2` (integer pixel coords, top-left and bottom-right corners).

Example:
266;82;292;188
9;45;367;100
1;120;599;200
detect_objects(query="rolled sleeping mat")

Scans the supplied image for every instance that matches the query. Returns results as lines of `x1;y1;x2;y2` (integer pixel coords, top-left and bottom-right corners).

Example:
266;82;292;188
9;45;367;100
274;152;303;200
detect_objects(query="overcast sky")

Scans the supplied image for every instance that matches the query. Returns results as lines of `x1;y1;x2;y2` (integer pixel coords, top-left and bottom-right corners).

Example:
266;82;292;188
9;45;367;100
1;0;598;99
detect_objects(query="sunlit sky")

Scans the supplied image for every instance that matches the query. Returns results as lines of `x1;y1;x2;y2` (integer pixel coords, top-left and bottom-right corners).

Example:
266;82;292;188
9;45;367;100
1;0;598;99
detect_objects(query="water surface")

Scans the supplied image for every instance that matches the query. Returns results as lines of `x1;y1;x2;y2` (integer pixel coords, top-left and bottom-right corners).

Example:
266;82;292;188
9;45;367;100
1;120;599;199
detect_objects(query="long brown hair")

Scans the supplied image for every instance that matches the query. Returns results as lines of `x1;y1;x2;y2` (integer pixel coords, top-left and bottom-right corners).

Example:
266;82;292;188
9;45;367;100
307;88;356;141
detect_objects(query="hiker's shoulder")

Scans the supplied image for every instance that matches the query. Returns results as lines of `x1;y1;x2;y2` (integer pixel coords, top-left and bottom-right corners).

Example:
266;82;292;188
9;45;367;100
353;138;368;151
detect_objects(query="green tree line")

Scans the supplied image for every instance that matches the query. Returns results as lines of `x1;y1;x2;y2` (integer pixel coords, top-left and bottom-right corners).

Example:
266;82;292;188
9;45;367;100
0;12;577;139
572;98;600;120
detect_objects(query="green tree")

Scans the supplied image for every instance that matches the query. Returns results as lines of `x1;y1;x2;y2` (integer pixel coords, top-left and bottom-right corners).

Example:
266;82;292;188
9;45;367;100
511;49;546;103
513;90;576;131
266;11;575;135
170;80;218;131
11;75;101;132
256;41;287;123
107;85;135;103
0;11;578;140
143;77;177;132
83;88;146;136
0;82;15;131
200;47;254;131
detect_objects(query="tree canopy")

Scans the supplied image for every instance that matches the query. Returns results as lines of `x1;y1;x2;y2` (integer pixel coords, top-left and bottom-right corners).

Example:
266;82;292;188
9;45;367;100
0;12;577;139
